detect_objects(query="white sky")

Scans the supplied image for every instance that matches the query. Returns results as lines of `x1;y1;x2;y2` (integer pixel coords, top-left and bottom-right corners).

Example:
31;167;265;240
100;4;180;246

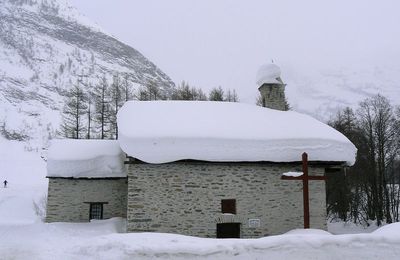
69;0;400;103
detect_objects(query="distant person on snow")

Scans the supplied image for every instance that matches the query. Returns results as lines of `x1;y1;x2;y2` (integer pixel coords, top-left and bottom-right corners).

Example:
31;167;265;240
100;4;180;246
3;180;7;188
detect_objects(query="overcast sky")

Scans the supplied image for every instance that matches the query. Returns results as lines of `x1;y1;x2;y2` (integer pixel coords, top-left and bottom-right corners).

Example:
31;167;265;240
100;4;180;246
69;0;400;103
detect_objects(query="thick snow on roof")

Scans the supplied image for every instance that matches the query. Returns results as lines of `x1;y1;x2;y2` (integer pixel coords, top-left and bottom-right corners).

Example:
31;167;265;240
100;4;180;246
47;140;126;178
117;101;357;165
256;63;283;86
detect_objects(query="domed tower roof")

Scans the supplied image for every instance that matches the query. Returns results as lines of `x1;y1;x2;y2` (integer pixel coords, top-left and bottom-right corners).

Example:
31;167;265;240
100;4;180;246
256;63;284;87
256;63;288;111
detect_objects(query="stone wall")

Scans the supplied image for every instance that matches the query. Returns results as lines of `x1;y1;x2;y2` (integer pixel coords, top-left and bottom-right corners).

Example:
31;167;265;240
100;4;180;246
127;162;326;238
46;178;127;222
259;83;287;111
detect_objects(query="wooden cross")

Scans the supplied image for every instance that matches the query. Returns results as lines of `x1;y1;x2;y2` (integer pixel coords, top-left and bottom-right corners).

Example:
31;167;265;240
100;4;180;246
281;152;326;229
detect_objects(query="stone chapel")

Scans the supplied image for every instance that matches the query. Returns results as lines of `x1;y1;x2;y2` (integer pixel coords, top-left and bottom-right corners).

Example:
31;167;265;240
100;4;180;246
46;64;357;238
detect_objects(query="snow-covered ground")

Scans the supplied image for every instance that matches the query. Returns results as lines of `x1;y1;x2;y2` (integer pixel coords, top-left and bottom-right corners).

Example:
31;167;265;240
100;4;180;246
0;137;47;224
1;137;400;259
1;218;400;259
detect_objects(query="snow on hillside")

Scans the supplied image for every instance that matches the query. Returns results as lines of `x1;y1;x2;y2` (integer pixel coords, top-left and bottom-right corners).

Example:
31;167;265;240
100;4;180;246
284;63;400;121
1;0;105;33
0;0;175;145
0;137;47;224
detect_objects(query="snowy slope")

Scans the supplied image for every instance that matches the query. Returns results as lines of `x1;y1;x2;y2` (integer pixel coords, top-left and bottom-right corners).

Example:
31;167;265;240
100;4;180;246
284;63;400;121
0;136;47;224
0;0;175;144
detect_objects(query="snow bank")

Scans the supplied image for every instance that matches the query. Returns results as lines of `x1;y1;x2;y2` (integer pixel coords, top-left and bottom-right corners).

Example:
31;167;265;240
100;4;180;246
284;228;331;235
1;219;400;260
47;139;126;178
256;63;283;86
372;222;400;236
118;101;357;165
327;220;381;234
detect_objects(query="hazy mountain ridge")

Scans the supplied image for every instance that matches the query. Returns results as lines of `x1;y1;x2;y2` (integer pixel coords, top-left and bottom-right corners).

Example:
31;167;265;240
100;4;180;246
0;0;175;145
284;63;400;121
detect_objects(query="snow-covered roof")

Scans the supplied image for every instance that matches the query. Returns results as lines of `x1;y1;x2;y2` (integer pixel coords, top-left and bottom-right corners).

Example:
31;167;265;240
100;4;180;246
117;101;357;165
47;140;126;178
256;63;283;86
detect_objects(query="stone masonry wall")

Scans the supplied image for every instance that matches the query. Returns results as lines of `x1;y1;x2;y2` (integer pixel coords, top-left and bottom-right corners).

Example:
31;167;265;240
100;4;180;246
259;83;286;111
46;178;127;222
127;162;326;238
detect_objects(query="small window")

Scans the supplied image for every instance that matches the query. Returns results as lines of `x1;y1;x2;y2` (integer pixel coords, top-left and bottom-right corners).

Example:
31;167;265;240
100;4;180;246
89;203;104;220
221;199;236;214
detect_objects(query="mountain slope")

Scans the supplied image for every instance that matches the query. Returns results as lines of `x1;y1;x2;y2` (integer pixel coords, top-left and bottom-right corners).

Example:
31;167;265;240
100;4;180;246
283;63;400;121
0;0;175;145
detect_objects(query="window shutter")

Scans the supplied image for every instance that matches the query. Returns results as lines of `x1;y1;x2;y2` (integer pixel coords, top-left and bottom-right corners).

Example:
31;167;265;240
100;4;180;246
221;199;236;214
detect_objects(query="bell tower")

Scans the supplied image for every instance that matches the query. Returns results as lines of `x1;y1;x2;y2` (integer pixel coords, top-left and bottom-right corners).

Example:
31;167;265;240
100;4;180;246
256;63;288;111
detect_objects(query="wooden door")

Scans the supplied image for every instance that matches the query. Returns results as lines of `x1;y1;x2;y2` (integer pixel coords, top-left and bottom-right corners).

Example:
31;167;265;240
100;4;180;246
217;223;240;238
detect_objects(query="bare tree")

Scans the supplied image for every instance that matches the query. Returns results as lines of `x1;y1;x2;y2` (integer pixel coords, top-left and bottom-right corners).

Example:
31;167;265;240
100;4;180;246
109;74;123;139
358;95;397;224
122;74;133;102
171;81;208;101
196;88;208;101
172;81;191;100
328;96;400;226
327;107;359;222
146;80;161;100
86;90;93;139
93;75;111;139
225;89;239;102
136;87;150;101
61;81;88;139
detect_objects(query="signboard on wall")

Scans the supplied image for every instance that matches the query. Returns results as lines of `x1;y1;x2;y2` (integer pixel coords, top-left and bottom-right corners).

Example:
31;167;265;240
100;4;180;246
248;219;260;228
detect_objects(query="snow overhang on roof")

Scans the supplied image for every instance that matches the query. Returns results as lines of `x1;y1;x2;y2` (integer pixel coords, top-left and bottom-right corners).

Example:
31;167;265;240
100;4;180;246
47;139;126;178
117;101;357;165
